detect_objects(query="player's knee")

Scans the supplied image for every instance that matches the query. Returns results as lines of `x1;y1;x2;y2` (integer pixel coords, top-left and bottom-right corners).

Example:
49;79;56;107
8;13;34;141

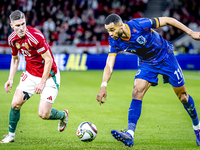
132;88;143;97
11;102;21;109
38;111;50;120
11;99;23;109
179;93;188;103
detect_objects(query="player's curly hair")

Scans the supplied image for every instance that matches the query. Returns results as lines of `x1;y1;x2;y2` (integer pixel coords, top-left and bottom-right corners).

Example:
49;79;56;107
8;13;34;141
105;14;122;25
9;10;25;22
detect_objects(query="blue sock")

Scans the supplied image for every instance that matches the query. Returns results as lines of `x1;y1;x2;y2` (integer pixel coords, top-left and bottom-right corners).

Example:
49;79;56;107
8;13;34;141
182;95;199;126
128;99;142;132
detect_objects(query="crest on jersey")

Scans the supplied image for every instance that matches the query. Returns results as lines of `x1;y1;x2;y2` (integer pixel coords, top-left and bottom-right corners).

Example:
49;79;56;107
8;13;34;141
25;43;29;50
136;36;146;45
15;42;21;49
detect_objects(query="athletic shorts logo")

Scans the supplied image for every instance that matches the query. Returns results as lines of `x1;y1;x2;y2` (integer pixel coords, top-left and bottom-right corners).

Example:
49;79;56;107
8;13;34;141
178;79;183;84
136;69;141;76
47;96;52;101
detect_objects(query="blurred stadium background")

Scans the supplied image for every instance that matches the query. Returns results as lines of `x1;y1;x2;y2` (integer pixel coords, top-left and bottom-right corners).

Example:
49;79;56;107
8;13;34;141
0;0;200;70
0;1;200;149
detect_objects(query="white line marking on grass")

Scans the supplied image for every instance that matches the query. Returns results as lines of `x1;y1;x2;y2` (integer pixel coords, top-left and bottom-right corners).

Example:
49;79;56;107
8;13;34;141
184;75;200;80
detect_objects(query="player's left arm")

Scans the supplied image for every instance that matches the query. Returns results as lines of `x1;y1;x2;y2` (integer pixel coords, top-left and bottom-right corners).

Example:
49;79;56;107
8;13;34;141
34;50;53;94
158;17;200;40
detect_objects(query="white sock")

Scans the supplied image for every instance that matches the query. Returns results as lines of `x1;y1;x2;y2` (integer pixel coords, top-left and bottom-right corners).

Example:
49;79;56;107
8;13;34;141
127;130;134;138
9;132;15;137
193;122;200;130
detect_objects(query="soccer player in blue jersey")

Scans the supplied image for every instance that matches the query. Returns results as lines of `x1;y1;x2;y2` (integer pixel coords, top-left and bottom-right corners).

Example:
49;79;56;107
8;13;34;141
96;14;200;147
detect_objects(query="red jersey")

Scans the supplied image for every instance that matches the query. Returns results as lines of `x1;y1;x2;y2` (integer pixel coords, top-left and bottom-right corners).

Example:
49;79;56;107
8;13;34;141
8;26;57;77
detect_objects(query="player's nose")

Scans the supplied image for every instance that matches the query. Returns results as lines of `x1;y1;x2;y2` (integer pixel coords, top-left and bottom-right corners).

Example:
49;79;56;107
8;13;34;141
19;25;24;30
109;32;113;37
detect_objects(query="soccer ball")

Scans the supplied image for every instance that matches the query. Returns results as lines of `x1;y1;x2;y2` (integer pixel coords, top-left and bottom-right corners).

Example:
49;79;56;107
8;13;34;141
76;121;97;142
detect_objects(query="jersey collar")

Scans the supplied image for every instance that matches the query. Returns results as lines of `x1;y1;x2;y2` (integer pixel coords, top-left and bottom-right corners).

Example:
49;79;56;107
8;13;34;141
120;24;131;41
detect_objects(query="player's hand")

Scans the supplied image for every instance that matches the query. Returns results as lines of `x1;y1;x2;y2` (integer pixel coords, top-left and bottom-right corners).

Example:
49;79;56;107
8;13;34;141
4;80;13;93
96;87;107;105
190;31;200;40
34;82;45;94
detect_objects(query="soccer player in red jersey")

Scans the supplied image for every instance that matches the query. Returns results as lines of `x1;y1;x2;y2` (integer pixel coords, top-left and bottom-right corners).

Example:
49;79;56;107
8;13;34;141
1;10;68;143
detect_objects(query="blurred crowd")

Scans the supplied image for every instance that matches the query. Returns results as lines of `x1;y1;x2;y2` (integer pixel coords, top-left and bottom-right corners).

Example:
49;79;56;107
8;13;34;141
0;0;148;46
159;0;200;42
161;0;200;54
0;0;199;54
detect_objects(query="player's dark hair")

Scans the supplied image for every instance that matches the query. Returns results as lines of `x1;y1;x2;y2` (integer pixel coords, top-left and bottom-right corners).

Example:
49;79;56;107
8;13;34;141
9;10;25;22
105;14;122;25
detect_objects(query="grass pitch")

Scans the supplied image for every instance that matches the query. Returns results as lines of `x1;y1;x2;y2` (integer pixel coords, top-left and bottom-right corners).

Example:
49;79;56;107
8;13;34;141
0;70;200;150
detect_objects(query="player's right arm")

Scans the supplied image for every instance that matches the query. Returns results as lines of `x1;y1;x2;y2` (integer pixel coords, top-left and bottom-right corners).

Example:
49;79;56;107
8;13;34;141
5;54;20;93
96;53;116;105
158;17;200;40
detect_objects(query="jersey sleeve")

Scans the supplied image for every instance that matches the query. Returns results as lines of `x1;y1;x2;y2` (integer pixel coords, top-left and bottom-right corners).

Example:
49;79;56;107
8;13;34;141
8;40;18;56
136;18;160;31
108;36;118;56
150;18;160;29
36;40;49;54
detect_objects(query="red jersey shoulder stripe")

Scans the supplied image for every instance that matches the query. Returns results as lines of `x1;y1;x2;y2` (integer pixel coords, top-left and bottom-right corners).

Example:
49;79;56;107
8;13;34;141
8;31;16;42
34;32;45;39
27;31;39;43
27;39;33;47
26;31;39;45
8;32;17;47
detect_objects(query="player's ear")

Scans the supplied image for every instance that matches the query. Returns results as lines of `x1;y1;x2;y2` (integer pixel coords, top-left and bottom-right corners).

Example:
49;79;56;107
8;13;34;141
120;22;123;28
10;23;14;29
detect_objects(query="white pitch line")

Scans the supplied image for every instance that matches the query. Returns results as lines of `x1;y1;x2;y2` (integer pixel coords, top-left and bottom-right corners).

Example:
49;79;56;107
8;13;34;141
184;75;200;80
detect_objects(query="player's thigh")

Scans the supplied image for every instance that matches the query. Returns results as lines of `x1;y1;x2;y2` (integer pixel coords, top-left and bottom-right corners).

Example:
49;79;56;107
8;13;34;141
11;89;28;109
133;78;151;100
39;86;58;114
134;78;151;90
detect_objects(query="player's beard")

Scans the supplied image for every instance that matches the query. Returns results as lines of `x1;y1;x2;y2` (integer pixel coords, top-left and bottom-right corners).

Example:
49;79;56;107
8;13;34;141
118;30;123;38
113;30;123;40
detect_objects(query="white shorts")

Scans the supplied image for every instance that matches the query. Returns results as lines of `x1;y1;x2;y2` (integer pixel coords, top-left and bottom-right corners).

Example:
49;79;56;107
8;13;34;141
17;69;60;103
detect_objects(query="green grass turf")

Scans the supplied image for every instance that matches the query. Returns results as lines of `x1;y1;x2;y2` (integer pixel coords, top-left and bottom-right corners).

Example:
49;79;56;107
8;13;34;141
0;70;200;150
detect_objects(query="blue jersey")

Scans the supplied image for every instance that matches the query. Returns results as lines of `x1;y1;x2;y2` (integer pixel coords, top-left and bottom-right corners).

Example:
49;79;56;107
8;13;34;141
109;18;174;64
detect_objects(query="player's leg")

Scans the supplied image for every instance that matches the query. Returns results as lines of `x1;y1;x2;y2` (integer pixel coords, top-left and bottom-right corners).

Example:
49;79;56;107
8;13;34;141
39;70;68;132
1;89;30;143
1;71;34;143
128;78;151;135
111;66;157;147
39;90;68;132
172;85;200;146
38;98;67;120
111;78;151;147
164;53;200;146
